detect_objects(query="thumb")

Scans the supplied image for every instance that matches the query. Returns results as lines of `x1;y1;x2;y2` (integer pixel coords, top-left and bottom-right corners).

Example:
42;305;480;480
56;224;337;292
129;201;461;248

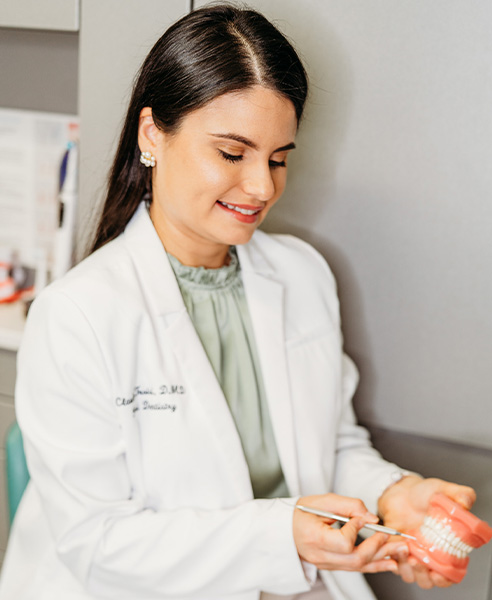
436;481;476;510
339;517;365;548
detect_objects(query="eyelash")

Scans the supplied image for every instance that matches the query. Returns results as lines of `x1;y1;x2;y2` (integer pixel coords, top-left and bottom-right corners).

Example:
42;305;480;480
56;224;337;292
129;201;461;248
218;150;286;168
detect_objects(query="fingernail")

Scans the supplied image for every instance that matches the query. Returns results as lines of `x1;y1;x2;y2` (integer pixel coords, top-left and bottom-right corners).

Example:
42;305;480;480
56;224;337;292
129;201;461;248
458;495;472;509
365;512;379;523
397;546;409;559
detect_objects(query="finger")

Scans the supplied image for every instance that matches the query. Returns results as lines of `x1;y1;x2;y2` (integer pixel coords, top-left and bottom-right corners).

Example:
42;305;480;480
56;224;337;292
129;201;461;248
362;559;399;574
408;556;451;590
429;570;454;588
318;518;374;556
435;482;476;510
334;518;364;552
394;553;454;589
313;495;378;523
407;556;455;590
315;532;390;571
394;554;416;584
352;533;391;564
408;558;435;590
372;541;409;562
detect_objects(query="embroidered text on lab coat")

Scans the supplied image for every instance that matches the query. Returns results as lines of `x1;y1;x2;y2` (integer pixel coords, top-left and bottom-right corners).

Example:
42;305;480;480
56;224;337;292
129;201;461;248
115;384;185;409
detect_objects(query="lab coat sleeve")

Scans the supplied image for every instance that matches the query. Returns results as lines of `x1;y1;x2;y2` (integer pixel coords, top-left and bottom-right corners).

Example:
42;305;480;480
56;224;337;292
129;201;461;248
16;289;310;599
291;236;407;515
331;353;406;516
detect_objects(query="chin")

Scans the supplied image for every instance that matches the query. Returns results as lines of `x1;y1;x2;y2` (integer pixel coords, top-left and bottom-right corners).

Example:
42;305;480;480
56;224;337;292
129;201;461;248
220;228;258;247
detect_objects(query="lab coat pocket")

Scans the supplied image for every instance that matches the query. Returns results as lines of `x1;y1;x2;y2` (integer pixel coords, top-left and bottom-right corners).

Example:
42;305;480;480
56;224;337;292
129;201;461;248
285;322;337;349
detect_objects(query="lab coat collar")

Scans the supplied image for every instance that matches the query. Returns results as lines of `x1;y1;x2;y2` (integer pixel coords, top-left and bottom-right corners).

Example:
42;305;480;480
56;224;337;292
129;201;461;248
123;203;300;497
236;233;275;276
238;239;301;497
121;202;275;317
122;202;185;317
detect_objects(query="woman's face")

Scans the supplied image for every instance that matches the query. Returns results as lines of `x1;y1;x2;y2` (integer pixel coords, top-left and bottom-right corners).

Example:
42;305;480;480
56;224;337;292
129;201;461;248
139;86;298;267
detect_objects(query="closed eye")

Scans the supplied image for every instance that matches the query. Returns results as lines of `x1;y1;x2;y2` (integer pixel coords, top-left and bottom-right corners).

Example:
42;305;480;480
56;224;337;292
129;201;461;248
219;150;243;163
219;149;286;168
269;159;286;168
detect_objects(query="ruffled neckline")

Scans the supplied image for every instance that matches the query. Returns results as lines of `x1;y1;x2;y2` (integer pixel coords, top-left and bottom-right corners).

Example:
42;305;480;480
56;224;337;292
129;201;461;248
167;247;240;289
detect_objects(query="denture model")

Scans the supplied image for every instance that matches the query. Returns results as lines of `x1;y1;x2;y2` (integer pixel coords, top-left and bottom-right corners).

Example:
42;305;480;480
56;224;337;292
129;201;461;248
407;493;492;583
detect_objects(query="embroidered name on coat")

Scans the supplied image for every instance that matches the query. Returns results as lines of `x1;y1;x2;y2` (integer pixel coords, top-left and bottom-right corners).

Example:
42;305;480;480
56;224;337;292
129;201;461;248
115;384;185;412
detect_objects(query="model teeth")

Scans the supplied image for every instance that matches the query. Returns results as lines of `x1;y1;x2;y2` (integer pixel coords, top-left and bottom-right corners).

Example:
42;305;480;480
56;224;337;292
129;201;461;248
420;517;474;558
220;201;260;216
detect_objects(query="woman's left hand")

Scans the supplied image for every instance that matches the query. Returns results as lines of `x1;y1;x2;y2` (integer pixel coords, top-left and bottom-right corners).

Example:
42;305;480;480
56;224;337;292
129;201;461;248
378;475;476;589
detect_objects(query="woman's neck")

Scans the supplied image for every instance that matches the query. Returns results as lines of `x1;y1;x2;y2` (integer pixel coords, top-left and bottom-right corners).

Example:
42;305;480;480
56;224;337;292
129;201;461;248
149;204;230;268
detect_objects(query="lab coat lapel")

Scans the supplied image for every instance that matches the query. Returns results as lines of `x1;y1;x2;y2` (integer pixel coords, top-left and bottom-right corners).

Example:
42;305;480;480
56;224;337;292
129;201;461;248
123;204;253;501
238;239;300;497
165;314;254;501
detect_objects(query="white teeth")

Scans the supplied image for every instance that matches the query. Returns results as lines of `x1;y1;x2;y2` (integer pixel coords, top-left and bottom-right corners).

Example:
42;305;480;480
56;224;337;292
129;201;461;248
419;517;473;558
220;201;260;216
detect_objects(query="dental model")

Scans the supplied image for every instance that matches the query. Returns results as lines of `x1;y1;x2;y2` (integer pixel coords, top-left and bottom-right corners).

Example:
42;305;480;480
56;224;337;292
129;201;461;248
407;493;492;583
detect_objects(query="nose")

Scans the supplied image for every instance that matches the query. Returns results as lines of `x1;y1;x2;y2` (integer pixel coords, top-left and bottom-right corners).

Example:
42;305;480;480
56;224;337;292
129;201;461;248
241;161;276;202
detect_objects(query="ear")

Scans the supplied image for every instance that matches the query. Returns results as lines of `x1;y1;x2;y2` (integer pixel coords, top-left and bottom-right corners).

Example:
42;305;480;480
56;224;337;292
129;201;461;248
137;107;162;154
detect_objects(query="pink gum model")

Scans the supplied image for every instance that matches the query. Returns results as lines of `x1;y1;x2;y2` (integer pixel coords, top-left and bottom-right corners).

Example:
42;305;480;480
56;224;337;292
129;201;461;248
407;493;492;583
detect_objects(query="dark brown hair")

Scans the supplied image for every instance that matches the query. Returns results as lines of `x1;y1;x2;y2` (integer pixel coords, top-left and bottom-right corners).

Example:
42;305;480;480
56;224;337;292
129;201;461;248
91;4;308;253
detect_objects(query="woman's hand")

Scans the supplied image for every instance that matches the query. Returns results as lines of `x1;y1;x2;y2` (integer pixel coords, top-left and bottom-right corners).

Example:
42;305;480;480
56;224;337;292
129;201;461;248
378;475;476;588
293;494;407;573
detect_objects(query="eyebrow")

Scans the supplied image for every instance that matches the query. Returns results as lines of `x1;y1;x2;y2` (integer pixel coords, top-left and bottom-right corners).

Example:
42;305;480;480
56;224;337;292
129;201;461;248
209;133;296;153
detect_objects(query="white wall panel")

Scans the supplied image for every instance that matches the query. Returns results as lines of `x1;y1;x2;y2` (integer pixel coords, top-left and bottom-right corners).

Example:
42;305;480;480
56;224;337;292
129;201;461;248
195;0;492;449
0;0;79;31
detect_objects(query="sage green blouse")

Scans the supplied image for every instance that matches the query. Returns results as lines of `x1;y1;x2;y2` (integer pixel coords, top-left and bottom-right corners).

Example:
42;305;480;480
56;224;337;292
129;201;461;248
167;249;289;499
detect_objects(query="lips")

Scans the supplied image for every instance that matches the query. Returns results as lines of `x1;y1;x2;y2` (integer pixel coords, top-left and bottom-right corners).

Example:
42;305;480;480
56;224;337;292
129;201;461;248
217;200;262;216
216;200;264;224
407;493;492;583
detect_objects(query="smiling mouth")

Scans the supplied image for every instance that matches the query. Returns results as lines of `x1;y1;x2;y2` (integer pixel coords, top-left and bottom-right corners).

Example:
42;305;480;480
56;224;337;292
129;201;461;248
217;201;262;216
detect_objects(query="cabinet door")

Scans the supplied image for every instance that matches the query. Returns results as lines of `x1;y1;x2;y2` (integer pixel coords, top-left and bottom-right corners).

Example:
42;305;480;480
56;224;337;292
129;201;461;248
0;0;79;31
77;0;189;255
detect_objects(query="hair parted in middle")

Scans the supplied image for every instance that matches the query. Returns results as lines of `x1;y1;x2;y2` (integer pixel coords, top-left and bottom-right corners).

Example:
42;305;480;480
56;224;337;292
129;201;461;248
91;3;309;253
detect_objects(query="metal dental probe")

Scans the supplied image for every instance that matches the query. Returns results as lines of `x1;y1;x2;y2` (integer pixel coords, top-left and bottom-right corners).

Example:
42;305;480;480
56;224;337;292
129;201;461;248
296;505;417;540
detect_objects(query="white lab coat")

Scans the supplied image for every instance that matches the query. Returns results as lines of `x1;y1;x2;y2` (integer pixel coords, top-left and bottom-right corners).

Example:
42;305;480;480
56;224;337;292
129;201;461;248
0;203;404;600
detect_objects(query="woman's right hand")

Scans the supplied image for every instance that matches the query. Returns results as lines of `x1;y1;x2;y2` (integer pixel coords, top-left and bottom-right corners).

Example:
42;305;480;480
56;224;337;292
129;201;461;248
293;494;408;573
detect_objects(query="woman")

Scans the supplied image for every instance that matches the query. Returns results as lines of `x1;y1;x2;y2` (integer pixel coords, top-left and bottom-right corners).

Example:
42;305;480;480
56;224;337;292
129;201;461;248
0;5;475;600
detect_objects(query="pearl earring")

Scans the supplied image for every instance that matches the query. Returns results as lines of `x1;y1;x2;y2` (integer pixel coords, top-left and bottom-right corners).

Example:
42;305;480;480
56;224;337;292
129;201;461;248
140;151;156;168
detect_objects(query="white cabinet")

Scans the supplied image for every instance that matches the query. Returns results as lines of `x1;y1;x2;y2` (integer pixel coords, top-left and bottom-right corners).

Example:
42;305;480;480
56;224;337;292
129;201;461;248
0;0;79;31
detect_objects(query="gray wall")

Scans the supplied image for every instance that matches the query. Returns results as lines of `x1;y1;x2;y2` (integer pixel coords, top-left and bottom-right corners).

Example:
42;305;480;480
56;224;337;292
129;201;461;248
0;28;78;114
197;0;492;450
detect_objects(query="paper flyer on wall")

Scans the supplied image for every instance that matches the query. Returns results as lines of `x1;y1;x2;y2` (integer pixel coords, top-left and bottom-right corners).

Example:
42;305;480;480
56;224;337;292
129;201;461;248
0;108;79;301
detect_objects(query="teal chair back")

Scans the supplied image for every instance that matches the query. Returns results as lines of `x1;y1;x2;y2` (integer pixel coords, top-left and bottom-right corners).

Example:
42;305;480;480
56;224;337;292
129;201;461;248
6;422;30;524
